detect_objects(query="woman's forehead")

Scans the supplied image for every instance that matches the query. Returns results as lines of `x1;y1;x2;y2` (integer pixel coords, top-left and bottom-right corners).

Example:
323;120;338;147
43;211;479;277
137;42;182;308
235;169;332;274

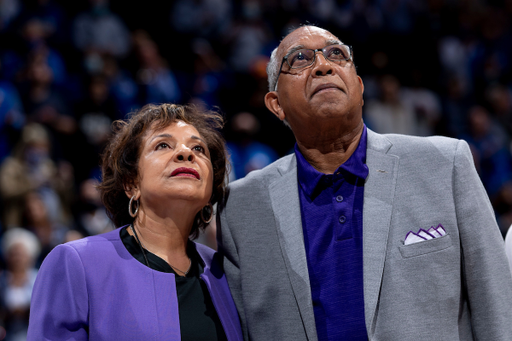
144;120;202;141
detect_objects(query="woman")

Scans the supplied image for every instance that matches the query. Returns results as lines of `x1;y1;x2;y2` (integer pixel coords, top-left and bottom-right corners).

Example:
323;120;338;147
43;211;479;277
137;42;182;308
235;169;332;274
27;104;243;340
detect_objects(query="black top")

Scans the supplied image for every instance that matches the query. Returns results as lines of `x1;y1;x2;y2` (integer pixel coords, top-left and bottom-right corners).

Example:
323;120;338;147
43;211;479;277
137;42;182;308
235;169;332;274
120;226;228;341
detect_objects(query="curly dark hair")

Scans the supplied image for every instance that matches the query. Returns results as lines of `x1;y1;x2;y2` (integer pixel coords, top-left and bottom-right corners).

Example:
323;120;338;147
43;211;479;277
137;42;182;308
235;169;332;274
97;103;228;239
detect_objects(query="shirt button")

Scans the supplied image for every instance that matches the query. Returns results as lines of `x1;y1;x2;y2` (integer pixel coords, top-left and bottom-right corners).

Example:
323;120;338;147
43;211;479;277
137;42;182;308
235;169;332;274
336;195;343;202
339;215;346;224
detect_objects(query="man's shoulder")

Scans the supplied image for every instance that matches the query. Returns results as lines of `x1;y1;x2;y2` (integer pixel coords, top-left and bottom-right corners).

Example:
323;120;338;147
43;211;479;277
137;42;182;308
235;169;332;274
375;132;463;156
228;153;296;190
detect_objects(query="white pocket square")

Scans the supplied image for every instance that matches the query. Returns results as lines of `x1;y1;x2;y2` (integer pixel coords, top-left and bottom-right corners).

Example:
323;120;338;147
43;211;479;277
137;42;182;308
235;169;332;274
404;224;446;245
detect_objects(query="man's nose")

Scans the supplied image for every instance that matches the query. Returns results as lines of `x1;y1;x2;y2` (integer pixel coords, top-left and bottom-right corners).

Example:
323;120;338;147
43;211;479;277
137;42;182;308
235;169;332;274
312;51;333;76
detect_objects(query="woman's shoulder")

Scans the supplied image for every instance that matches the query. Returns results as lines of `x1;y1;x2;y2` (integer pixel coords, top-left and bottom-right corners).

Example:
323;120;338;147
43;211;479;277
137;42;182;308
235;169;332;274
48;227;124;261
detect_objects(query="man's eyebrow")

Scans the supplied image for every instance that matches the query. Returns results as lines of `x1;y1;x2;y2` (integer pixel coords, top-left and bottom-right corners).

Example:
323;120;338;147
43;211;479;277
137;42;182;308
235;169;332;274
284;44;305;59
284;39;343;58
326;39;342;45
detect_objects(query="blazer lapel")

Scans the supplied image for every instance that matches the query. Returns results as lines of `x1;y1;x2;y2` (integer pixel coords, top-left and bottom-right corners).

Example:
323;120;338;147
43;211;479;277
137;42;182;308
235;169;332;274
268;155;318;341
363;130;399;334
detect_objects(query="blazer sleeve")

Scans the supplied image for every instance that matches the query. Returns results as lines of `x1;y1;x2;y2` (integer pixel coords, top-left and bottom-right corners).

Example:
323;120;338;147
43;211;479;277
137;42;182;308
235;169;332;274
216;203;249;341
27;243;89;341
453;139;512;339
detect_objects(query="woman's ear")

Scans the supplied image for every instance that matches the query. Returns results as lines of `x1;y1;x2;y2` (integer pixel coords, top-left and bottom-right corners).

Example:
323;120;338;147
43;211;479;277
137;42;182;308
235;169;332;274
124;183;140;200
264;91;286;122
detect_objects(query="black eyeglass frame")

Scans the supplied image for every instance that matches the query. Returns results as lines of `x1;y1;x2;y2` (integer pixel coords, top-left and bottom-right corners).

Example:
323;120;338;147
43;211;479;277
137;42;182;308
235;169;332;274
273;44;353;91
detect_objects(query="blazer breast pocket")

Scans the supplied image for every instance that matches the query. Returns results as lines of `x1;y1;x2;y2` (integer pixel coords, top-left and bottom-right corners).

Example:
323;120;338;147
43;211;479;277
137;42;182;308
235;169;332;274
398;234;453;258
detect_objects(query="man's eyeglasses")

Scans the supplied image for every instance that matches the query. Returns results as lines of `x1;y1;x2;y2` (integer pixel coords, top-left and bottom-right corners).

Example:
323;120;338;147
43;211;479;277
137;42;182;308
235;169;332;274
274;44;353;91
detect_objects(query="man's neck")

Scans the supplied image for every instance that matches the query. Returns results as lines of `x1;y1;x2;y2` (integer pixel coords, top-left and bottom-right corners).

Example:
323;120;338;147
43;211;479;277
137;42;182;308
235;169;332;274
295;120;364;174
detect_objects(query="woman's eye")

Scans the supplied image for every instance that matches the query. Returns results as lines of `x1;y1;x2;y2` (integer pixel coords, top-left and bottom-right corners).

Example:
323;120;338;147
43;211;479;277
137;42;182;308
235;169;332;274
193;145;205;153
156;142;169;150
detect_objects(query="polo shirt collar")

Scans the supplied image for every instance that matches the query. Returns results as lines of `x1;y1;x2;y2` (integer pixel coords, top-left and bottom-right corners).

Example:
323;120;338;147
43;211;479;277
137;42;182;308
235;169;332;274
295;125;369;197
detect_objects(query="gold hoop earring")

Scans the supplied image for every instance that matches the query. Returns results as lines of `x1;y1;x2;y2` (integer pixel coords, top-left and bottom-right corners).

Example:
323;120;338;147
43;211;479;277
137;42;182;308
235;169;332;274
128;195;139;218
200;203;213;224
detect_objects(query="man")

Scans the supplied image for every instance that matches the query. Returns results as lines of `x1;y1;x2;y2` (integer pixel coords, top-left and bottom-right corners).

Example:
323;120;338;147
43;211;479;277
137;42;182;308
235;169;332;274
217;25;512;341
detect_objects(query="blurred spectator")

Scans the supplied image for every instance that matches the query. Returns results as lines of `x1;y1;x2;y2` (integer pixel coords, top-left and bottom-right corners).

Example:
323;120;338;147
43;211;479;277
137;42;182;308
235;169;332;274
0;66;25;163
223;12;272;74
485;83;512;138
189;38;229;108
400;69;442;136
21;190;69;267
71;74;118;181
72;0;131;73
364;74;417;135
101;54;139;115
0;0;21;31
72;178;113;237
18;49;75;138
438;35;471;86
76;73;118;135
376;0;418;36
0;227;40;341
0;123;73;229
492;181;512;237
16;43;67;89
63;229;84;243
13;0;68;46
333;0;384;43
170;0;232;39
465;8;511;102
438;74;472;138
460;105;512;197
227;111;278;181
132;30;181;105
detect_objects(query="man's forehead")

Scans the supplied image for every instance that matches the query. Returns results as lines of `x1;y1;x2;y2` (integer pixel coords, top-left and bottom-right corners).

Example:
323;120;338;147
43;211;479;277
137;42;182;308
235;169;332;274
279;26;340;55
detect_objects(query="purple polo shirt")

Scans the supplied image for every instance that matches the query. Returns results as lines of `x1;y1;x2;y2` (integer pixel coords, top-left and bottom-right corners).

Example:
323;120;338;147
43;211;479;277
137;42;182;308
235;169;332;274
295;125;368;340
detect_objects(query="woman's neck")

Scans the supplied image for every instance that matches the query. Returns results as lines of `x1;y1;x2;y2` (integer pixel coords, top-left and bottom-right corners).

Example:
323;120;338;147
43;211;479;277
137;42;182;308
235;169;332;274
130;209;194;272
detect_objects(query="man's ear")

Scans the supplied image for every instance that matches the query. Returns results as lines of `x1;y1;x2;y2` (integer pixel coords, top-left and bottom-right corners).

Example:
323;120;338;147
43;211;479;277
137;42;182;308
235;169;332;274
264;91;286;122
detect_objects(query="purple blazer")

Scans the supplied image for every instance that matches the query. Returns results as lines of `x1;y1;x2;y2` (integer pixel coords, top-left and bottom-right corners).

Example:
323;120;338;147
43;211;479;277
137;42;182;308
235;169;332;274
27;227;243;341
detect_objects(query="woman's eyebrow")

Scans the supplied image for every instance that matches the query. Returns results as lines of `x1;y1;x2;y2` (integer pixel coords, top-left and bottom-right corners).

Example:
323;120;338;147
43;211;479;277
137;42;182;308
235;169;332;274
149;133;206;145
149;133;173;143
191;135;206;144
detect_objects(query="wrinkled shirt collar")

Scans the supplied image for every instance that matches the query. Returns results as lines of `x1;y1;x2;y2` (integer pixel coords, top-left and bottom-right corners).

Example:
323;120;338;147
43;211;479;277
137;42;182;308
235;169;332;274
295;125;368;197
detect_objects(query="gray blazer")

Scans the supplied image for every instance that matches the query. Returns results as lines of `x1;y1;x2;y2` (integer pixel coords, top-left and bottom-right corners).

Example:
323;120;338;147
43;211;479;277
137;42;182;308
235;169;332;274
217;129;512;341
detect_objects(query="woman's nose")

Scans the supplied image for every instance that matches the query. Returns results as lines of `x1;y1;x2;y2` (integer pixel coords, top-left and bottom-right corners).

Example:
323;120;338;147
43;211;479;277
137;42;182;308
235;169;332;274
175;146;194;162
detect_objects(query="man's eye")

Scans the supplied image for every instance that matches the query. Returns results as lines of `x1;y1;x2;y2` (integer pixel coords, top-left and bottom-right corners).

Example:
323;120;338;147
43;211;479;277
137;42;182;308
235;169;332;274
290;51;310;66
327;47;348;60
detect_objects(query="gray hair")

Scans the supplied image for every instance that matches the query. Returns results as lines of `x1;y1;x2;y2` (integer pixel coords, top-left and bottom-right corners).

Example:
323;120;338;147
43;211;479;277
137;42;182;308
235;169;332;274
267;47;280;92
267;24;321;92
2;227;41;261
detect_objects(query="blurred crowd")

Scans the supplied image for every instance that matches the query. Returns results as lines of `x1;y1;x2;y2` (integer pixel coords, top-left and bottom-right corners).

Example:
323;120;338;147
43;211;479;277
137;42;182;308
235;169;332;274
1;0;512;339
